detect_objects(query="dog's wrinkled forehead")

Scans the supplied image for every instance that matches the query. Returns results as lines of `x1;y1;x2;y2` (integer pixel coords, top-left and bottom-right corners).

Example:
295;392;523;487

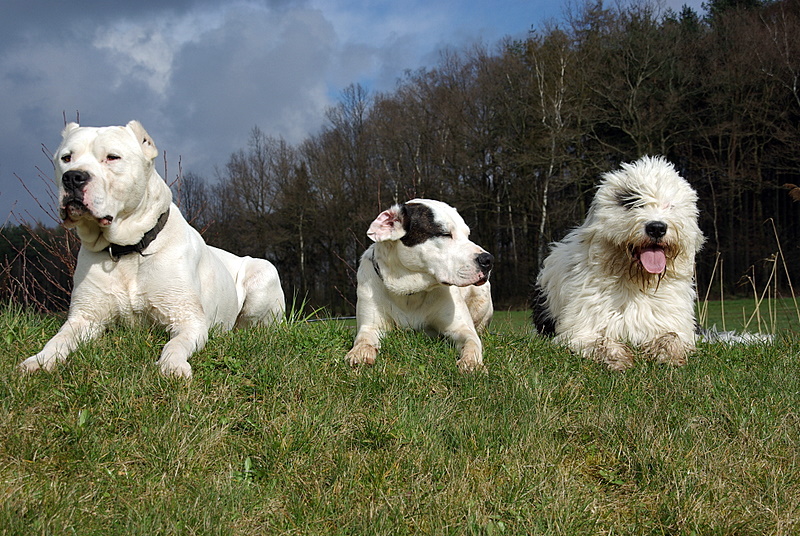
55;123;154;171
60;126;130;158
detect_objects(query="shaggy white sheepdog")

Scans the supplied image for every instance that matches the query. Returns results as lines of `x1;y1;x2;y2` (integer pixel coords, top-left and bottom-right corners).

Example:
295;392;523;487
533;156;705;370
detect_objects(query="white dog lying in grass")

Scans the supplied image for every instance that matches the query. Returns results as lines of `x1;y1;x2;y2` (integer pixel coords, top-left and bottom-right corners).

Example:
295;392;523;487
346;199;494;372
533;156;704;370
20;121;285;378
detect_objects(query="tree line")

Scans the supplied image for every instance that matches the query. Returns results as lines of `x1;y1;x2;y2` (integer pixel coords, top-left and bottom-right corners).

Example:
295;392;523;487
2;0;800;315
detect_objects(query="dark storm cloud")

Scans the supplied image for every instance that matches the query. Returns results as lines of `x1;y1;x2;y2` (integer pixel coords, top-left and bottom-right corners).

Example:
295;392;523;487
0;0;705;221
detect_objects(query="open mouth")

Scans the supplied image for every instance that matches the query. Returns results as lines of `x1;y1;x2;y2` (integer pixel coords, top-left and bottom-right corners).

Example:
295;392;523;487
633;244;667;274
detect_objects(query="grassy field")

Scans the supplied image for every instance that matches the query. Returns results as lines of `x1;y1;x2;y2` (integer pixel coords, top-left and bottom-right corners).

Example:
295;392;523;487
1;305;799;535
696;297;800;334
494;297;800;335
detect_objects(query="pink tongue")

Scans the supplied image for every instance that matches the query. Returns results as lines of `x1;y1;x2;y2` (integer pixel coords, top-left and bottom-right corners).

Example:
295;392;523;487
639;247;666;274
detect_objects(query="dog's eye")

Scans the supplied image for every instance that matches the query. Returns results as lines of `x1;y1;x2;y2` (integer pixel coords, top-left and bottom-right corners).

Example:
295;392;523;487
107;154;121;162
617;190;642;209
61;154;71;163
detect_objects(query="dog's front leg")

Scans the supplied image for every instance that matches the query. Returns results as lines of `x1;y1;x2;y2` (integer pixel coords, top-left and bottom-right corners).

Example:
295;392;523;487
156;320;208;378
579;336;635;371
346;326;382;367
453;333;486;372
433;299;486;372
642;332;692;366
557;332;634;371
453;330;485;373
346;286;387;367
436;320;485;373
19;314;106;373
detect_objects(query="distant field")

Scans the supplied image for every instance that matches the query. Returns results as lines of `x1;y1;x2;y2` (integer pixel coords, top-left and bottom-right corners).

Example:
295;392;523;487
492;297;800;336
696;296;800;334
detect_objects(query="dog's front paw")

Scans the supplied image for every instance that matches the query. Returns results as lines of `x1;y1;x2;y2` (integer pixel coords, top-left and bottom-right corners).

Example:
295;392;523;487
585;339;634;371
643;332;690;366
457;341;485;373
18;354;60;373
156;358;193;378
346;344;378;367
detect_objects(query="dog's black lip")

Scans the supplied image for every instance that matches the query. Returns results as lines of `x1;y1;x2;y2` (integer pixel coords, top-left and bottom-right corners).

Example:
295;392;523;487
60;198;87;220
442;274;489;287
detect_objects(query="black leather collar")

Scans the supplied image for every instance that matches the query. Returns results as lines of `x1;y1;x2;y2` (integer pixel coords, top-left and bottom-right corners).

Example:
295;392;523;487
106;209;170;262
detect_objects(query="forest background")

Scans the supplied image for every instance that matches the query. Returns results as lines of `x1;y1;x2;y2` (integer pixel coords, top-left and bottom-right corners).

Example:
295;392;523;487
2;0;799;315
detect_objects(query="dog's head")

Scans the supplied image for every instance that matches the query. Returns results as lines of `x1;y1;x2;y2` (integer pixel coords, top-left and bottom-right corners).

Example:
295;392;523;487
367;199;493;293
54;121;171;250
586;156;704;280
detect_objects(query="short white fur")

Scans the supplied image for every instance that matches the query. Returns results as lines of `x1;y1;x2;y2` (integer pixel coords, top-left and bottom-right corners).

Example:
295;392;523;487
20;121;286;378
347;199;493;372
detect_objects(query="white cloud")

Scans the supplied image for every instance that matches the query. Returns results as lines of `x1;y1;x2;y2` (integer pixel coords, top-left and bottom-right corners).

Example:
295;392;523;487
94;26;176;96
0;0;707;220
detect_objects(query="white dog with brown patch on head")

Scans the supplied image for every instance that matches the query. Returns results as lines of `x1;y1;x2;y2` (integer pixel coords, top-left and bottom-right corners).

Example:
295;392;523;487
533;156;704;370
346;199;494;372
19;121;285;378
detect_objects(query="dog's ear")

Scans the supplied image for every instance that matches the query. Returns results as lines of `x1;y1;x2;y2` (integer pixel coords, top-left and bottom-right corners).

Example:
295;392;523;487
367;206;406;242
61;123;80;139
126;120;158;161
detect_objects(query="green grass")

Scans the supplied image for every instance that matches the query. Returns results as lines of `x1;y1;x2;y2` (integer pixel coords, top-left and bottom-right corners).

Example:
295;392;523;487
697;297;800;334
494;298;800;335
2;305;800;535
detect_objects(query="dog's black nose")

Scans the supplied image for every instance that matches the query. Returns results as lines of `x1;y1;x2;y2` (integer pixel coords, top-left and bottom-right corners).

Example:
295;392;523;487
476;252;494;272
62;170;91;192
645;221;667;240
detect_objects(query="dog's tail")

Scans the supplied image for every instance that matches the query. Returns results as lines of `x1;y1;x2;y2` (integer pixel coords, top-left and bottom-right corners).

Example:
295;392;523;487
697;326;774;345
530;284;556;336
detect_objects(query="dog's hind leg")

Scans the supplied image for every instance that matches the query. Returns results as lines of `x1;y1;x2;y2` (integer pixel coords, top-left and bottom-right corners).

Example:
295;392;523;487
233;259;286;328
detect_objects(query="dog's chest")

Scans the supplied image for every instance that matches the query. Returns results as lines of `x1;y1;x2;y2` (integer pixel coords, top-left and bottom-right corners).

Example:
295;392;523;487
386;289;447;330
83;256;158;319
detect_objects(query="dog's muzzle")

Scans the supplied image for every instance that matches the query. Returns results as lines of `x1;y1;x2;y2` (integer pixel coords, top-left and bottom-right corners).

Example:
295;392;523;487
474;252;494;285
634;221;668;274
59;170;91;221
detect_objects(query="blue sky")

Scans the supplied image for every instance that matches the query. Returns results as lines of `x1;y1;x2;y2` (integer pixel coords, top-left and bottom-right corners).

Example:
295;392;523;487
0;0;704;222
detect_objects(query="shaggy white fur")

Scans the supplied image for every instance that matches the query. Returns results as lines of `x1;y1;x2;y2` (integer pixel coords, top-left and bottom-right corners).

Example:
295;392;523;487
533;156;705;370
